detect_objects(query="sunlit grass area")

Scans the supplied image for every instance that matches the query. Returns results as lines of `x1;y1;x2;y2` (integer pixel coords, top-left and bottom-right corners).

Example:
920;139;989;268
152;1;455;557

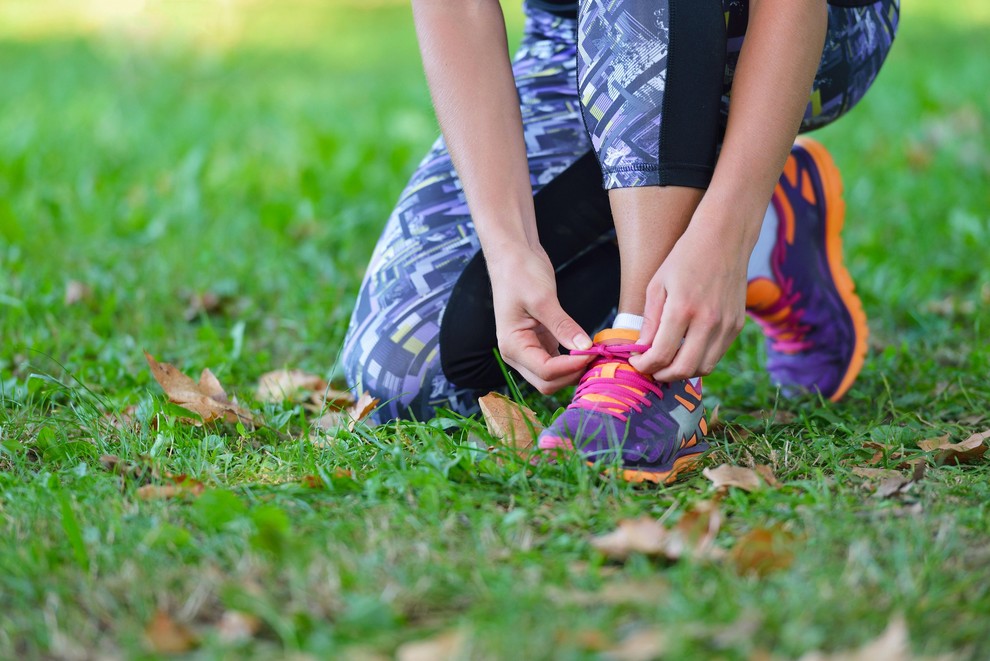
1;1;988;658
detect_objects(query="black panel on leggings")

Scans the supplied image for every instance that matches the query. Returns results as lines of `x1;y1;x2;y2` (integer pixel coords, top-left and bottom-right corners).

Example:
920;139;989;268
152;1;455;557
439;151;618;389
659;0;726;188
526;0;578;19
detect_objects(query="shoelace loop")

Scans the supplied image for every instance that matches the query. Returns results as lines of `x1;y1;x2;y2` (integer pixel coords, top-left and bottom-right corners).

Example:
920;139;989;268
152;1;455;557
568;342;664;422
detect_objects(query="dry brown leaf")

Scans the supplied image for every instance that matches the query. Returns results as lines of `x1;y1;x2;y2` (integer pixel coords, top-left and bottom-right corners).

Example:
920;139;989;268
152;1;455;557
145;610;198;654
136;476;205;500
256;369;329;403
591;517;668;560
395;629;466;661
145;352;254;425
602;628;666;661
478;392;543;450
797;616;914;661
754;464;780;487
591;501;722;563
729;526;796;577
919;430;989;465
875;475;915;499
703;464;764;492
666;499;724;561
852;467;904;481
216;610;261;644
707;404;723;432
348;391;380;431
310;387;359;411
64;280;92;306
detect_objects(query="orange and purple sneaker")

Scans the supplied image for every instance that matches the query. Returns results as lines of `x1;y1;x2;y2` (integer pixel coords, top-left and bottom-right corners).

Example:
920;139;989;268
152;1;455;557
747;137;869;402
536;328;708;484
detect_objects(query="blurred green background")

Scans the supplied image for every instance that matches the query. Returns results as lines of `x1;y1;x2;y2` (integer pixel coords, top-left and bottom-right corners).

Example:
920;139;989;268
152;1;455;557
1;1;989;658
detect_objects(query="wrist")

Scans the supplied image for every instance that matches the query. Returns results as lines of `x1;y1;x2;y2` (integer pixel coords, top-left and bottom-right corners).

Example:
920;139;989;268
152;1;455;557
693;189;770;251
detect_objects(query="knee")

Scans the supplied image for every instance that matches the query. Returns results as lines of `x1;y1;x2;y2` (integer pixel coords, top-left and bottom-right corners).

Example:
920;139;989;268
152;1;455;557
341;316;443;423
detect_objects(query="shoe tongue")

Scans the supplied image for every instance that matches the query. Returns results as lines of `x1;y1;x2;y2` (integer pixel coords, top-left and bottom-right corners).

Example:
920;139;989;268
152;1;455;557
593;328;640;345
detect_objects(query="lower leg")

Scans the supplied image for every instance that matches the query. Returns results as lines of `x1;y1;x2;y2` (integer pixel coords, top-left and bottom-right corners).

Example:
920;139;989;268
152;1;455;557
609;185;704;319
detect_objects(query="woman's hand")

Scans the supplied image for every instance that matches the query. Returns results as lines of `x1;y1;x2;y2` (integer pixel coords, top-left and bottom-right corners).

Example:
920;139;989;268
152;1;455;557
628;220;749;381
487;246;594;394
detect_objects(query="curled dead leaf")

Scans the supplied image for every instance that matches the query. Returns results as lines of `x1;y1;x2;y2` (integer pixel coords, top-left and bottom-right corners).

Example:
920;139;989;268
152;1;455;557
703;464;765;492
918;430;989;465
145;352;254;426
255;369;330;404
145;610;198;654
348;391;379;430
590;517;669;561
729;526;797;577
478;392;543;451
590;500;723;563
311;391;379;433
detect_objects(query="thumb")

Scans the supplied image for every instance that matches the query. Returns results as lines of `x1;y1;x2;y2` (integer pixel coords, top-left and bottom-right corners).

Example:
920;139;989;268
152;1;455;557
537;298;592;351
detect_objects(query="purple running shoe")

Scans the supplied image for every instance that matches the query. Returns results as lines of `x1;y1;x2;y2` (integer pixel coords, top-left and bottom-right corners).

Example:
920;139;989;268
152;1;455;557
537;328;708;484
747;138;869;402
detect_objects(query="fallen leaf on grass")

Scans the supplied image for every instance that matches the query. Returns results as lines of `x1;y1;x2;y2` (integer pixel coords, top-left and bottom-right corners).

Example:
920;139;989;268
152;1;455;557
703;464;770;492
136;476;205;500
145;352;254;425
798;616;921;661
395;629;466;661
918;430;989;465
851;467;904;481
729;526;796;577
216;610;261;644
754;464;780;487
145;610;198;653
602;628;666;661
313;391;380;432
478;392;544;450
591;500;723;562
256;369;332;404
874;463;926;499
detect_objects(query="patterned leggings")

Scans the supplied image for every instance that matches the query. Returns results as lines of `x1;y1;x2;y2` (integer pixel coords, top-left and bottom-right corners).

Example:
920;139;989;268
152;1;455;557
342;0;899;422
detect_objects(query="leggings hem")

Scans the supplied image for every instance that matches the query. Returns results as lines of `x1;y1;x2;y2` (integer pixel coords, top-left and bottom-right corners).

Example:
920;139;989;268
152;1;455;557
602;164;713;191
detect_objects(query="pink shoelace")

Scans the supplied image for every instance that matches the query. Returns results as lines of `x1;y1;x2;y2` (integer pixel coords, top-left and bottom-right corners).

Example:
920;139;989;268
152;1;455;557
751;277;814;353
568;343;665;422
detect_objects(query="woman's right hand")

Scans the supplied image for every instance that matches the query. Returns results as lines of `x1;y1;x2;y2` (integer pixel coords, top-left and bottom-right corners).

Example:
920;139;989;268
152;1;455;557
487;246;594;395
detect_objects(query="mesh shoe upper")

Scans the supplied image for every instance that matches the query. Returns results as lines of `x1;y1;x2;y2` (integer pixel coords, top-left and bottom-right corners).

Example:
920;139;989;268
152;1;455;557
537;328;708;483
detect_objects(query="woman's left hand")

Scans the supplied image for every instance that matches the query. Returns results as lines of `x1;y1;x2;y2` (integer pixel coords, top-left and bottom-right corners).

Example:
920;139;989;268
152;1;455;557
628;220;749;381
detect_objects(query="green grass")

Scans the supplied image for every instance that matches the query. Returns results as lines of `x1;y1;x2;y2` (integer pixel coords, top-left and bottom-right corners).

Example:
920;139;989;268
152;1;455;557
2;1;989;658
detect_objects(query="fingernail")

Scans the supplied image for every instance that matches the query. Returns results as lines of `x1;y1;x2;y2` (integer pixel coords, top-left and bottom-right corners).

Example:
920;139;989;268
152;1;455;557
574;334;592;350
